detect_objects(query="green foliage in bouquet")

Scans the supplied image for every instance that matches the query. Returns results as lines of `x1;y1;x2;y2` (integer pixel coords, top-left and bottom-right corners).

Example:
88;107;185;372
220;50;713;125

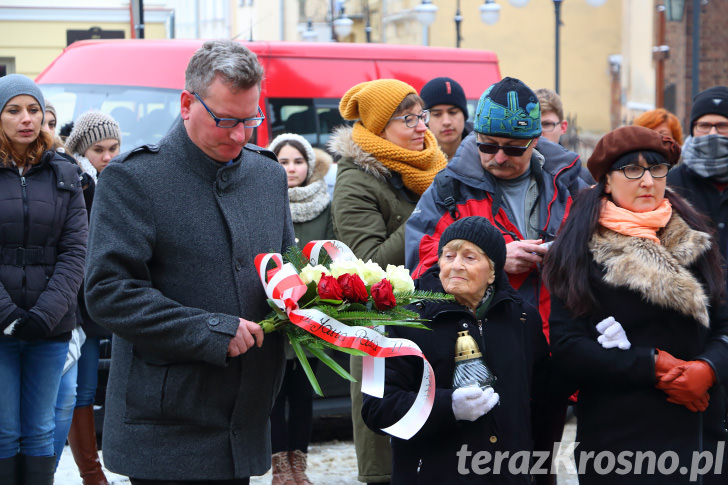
258;245;454;396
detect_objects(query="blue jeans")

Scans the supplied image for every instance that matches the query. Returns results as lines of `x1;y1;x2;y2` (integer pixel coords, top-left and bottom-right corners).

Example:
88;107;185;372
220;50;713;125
76;337;101;408
53;361;78;468
0;338;69;458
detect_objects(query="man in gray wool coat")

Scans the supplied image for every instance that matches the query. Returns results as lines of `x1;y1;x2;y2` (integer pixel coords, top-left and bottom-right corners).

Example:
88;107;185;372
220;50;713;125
85;39;295;484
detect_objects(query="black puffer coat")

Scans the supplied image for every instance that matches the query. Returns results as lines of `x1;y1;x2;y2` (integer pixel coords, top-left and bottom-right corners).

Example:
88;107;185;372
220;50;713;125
0;150;88;339
362;266;555;484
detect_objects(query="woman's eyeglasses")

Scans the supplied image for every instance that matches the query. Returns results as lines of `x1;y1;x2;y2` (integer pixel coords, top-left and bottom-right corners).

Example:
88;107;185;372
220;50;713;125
476;138;533;157
192;92;265;128
617;163;670;180
391;110;430;128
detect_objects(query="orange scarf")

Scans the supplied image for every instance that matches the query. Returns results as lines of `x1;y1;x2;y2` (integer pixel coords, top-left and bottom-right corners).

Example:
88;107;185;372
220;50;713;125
351;122;447;195
598;198;672;244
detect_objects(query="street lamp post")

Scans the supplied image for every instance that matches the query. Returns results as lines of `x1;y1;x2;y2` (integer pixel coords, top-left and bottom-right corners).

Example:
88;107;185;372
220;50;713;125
507;0;607;94
455;0;463;48
553;0;562;93
415;0;438;46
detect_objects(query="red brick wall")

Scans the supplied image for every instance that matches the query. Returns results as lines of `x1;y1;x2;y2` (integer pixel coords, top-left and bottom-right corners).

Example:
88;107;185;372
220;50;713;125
663;0;728;133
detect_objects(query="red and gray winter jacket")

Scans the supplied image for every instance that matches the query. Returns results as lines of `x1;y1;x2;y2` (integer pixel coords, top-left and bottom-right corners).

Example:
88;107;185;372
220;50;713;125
405;133;587;339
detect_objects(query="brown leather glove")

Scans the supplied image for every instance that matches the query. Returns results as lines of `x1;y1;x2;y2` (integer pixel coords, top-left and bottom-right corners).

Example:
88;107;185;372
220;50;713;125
655;349;686;380
657;360;716;412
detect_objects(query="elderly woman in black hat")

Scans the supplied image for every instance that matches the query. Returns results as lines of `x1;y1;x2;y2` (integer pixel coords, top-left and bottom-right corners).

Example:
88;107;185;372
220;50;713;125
544;125;728;484
362;216;555;484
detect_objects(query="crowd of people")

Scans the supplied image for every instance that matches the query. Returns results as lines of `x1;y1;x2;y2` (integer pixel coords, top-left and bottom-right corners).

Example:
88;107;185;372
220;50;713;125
1;38;727;485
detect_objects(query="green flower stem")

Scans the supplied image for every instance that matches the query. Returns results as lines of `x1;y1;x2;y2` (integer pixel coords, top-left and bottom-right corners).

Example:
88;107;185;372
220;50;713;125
258;317;287;334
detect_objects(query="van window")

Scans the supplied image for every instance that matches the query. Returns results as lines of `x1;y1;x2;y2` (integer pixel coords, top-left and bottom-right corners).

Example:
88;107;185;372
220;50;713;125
268;98;350;150
40;84;180;152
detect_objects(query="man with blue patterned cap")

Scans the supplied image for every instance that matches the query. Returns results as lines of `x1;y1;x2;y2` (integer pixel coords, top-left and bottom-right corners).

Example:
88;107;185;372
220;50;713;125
405;77;583;485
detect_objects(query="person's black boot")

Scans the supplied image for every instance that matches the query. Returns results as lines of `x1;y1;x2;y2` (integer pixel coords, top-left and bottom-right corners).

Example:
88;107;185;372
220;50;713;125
0;454;19;484
20;454;55;485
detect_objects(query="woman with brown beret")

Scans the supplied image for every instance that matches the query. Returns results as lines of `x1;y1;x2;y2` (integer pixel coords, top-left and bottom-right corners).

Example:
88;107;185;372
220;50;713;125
543;125;728;483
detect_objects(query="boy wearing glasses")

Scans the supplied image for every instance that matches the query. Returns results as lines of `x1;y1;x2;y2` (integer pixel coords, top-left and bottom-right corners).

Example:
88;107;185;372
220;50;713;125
668;85;728;275
406;77;585;485
84;40;294;484
535;88;568;145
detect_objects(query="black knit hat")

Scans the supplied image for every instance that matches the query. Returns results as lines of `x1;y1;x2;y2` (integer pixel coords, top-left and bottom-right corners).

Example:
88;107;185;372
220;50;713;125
438;217;506;275
690;86;728;135
420;77;468;118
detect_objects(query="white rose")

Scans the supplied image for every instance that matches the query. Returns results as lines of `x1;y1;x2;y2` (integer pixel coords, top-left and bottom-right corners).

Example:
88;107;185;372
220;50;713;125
299;264;330;285
386;264;415;293
329;259;360;279
358;260;387;286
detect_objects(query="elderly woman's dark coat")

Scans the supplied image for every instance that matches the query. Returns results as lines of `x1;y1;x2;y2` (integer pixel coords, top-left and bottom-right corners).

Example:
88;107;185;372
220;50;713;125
549;214;728;484
361;266;556;484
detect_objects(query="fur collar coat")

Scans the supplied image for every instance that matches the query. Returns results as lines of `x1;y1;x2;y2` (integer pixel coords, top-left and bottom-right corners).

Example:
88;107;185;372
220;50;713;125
589;213;712;327
548;212;728;484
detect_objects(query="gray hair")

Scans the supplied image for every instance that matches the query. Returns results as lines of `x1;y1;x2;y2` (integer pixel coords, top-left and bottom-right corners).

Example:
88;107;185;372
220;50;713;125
184;40;264;96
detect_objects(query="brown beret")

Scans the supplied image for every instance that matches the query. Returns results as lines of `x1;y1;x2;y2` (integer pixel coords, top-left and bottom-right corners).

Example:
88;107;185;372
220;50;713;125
587;125;681;181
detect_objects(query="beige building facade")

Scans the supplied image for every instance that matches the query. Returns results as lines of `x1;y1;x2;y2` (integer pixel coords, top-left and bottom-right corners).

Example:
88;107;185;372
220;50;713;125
1;0;676;138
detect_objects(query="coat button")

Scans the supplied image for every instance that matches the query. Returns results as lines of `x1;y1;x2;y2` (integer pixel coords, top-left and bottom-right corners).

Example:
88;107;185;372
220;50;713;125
221;173;229;182
235;261;242;271
489;435;497;444
209;317;220;326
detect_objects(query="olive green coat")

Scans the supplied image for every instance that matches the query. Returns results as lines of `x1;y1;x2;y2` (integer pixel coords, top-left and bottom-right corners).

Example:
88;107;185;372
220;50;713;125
328;126;418;267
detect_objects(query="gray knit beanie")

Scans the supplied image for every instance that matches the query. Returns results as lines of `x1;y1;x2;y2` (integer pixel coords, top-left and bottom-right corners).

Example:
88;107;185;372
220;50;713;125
0;74;45;120
269;133;317;180
65;111;122;156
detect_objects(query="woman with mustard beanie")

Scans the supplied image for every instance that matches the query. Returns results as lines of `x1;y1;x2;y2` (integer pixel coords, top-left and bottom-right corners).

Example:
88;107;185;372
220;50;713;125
327;79;447;484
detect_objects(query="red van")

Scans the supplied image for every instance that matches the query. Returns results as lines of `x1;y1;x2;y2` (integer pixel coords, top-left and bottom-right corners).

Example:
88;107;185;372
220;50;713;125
36;39;500;152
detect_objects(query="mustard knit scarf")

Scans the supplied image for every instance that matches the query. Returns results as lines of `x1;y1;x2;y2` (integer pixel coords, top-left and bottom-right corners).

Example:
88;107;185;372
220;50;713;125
352;122;447;195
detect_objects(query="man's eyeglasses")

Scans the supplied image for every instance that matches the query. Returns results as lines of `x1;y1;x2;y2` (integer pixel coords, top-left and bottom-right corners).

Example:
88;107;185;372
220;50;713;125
694;121;728;136
391;110;430;128
476;138;534;157
616;163;670;180
541;121;561;132
192;92;265;128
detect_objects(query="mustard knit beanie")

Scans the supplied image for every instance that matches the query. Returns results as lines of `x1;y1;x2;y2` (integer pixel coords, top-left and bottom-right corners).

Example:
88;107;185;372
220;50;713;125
339;79;417;135
66;111;122;156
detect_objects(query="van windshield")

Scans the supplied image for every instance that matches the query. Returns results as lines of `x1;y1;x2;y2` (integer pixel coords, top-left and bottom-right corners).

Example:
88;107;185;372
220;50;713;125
39;84;181;153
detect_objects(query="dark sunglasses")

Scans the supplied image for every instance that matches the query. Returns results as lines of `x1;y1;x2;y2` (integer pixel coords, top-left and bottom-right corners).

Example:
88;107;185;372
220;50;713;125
476;138;534;157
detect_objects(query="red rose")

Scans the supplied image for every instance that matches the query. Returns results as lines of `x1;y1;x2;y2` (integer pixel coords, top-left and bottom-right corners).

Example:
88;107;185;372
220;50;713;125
371;279;396;310
337;273;369;303
318;274;343;301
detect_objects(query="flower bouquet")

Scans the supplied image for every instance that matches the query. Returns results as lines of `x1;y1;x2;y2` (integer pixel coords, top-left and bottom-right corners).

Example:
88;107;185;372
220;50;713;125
255;240;453;397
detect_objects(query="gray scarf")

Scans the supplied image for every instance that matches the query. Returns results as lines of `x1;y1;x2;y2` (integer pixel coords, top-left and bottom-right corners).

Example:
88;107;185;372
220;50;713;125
681;134;728;182
288;179;331;223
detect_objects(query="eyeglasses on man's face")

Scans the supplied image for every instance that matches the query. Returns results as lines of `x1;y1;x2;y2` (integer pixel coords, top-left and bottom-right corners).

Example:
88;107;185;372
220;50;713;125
693;121;728;136
192;92;265;128
541;121;561;132
476;138;534;157
616;163;670;180
391;110;430;128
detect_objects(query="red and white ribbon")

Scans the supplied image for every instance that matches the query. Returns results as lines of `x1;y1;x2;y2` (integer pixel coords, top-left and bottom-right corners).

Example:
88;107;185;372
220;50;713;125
255;240;435;440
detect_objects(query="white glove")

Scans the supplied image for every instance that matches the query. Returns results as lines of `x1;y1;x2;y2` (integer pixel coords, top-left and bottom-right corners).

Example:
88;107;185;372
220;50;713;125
452;386;500;421
595;316;631;350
